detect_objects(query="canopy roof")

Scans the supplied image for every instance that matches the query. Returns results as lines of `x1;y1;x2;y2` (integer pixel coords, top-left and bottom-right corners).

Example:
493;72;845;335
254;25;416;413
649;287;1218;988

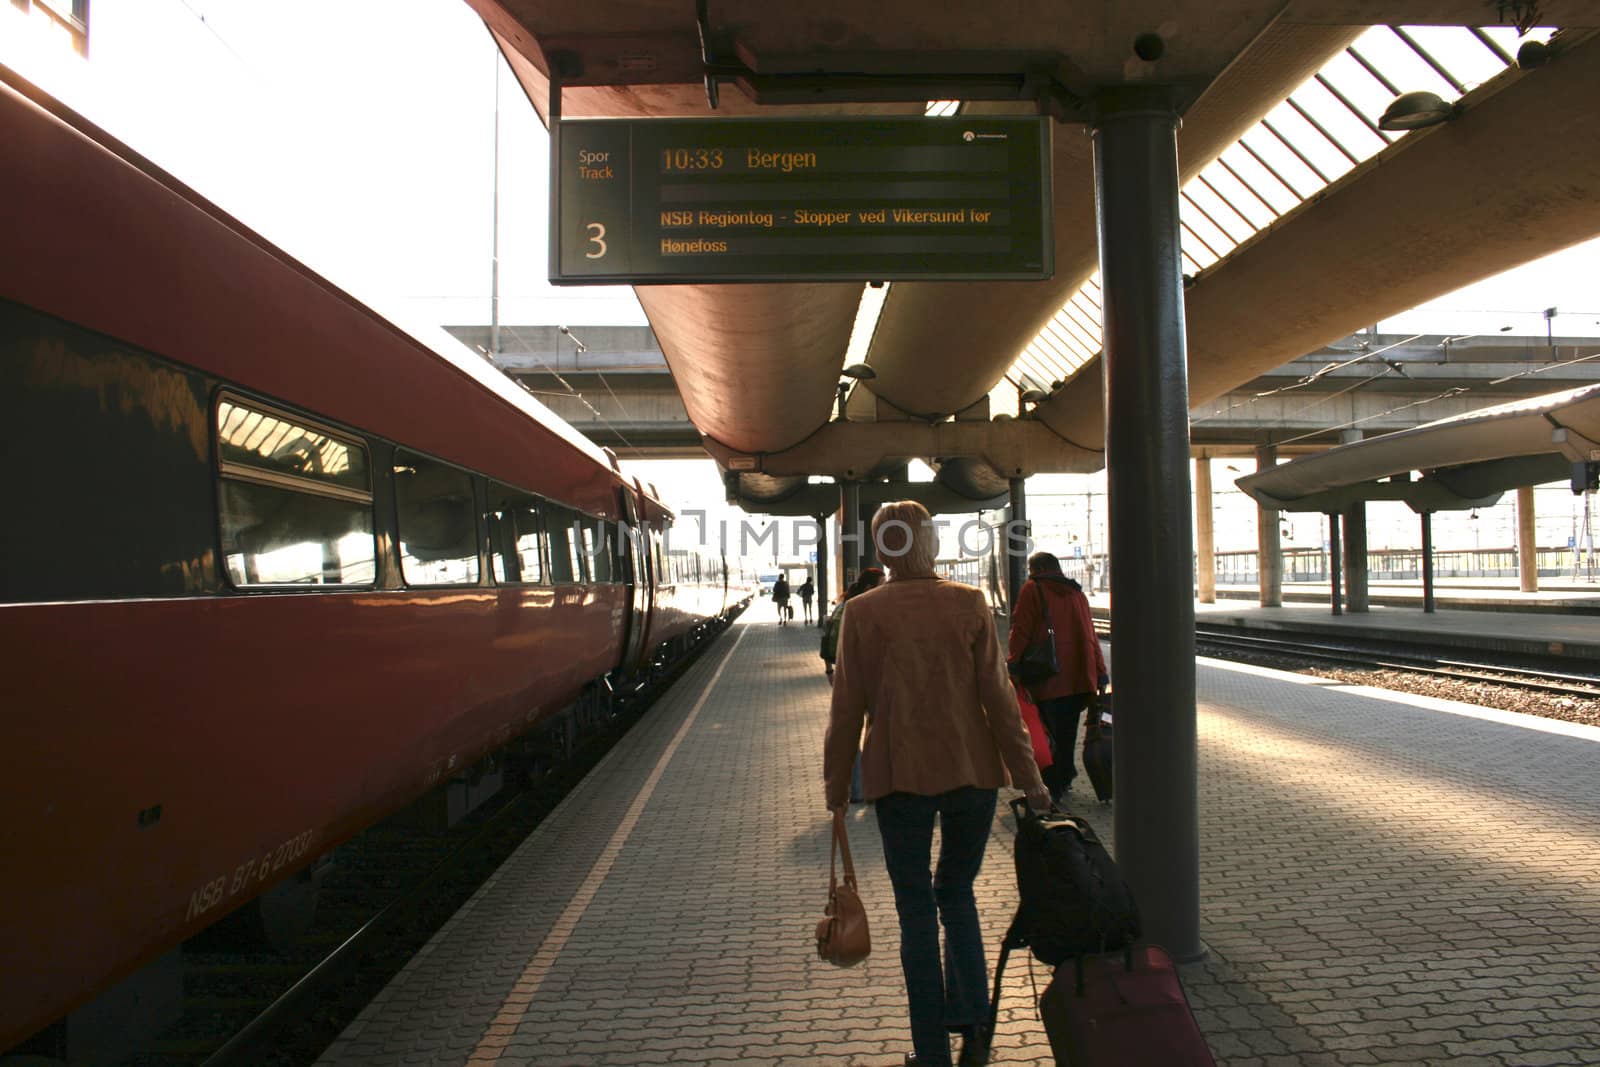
1236;383;1600;513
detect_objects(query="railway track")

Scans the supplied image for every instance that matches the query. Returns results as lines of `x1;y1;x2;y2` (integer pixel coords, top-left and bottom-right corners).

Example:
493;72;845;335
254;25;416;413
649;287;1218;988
1191;626;1600;699
1090;621;1600;700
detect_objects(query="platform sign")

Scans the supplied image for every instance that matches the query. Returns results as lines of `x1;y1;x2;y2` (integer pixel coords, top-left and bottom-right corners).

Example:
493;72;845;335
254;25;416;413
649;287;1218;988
552;117;1052;284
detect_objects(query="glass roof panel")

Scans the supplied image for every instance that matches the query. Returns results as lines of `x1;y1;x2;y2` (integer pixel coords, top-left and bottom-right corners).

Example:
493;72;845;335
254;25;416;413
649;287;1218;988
1316;52;1397;135
1198;161;1278;230
1292;79;1387;160
1215;145;1300;213
1479;25;1555;55
1185;180;1256;244
998;17;1538;405
1262;101;1355;182
842;282;889;369
1350;26;1460;101
1053;313;1098;355
1239;127;1325;198
1402;25;1509;89
1177;214;1228;265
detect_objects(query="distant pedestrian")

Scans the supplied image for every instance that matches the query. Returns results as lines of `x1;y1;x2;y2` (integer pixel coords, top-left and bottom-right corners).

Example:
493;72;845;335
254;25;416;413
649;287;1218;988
825;501;1048;1067
772;574;791;626
820;568;882;685
1007;550;1108;804
797;577;816;623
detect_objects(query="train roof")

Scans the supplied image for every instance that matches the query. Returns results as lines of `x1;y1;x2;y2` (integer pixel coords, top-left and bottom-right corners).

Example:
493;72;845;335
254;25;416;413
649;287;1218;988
3;66;669;517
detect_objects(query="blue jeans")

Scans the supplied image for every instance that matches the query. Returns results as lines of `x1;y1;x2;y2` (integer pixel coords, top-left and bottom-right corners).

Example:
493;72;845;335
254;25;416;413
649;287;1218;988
874;787;998;1067
1036;693;1093;797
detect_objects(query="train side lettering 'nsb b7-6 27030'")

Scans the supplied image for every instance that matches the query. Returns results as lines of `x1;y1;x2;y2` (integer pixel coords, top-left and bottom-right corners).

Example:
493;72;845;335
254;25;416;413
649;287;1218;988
0;67;754;1053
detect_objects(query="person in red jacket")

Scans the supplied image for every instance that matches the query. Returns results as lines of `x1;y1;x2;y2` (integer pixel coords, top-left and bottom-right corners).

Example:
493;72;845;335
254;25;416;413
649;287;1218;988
1007;550;1108;802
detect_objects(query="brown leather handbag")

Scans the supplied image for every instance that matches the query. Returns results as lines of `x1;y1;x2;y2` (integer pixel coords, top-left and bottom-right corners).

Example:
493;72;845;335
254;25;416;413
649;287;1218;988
815;811;871;967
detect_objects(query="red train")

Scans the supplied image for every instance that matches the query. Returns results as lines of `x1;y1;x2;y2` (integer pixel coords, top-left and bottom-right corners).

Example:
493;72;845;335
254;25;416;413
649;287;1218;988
0;68;750;1052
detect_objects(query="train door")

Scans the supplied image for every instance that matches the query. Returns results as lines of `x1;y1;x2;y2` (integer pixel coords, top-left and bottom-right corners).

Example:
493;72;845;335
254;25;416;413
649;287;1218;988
617;485;653;679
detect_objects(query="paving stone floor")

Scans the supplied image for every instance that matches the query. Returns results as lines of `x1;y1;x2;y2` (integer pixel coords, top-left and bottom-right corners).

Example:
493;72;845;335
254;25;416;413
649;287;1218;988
318;608;1600;1067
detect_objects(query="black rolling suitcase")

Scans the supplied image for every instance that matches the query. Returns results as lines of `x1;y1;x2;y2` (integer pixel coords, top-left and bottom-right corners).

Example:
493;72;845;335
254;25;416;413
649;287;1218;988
1081;693;1113;803
986;801;1140;1036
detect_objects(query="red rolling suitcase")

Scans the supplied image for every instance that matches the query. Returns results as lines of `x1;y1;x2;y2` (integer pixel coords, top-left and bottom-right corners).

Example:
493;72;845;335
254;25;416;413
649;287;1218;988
1014;681;1054;771
1039;946;1216;1066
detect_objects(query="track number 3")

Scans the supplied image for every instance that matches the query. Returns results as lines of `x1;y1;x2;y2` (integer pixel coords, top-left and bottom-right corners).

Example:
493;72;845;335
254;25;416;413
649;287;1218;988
584;222;607;259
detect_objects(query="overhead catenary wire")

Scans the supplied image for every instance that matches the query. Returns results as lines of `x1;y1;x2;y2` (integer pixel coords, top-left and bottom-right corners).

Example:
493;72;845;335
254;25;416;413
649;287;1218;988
502;324;643;456
559;325;644;446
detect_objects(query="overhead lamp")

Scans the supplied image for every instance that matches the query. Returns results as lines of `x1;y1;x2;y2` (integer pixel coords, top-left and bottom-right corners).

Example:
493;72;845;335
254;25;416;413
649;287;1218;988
1378;91;1458;131
1019;388;1049;406
836;364;876;421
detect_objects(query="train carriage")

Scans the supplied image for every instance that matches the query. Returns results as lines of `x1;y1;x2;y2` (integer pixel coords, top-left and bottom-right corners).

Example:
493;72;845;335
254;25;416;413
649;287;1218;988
0;68;747;1051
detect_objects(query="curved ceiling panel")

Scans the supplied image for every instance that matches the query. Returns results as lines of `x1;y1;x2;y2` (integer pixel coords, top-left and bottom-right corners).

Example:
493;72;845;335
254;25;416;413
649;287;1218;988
867;22;1362;420
936;456;1017;501
638;282;862;454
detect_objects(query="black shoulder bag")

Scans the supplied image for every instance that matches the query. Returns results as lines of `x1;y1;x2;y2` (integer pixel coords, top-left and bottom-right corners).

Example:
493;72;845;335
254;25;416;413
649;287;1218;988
1009;583;1059;685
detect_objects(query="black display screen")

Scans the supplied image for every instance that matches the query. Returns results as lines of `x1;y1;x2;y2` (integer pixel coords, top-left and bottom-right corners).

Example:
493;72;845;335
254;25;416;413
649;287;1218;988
552;116;1053;284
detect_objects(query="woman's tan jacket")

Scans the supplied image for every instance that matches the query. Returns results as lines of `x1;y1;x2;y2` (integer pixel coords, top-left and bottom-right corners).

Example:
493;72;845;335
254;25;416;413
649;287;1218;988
823;576;1046;809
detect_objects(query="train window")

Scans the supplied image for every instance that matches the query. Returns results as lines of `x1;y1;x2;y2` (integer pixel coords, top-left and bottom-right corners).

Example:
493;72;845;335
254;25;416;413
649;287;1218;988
545;505;587;584
217;398;370;495
487;482;544;584
215;397;376;587
583;518;614;583
393;450;479;585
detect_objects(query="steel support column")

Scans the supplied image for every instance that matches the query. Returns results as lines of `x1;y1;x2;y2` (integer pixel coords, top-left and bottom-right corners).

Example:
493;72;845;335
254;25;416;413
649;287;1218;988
815;513;830;624
1255;444;1282;607
841;481;863;590
1343;502;1369;613
1195;457;1216;604
1093;89;1201;962
1421;512;1436;614
1328;512;1343;616
1008;477;1029;610
1518;486;1539;593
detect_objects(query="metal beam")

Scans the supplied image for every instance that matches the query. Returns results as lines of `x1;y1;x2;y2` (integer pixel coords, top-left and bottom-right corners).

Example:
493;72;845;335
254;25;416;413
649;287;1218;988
702;418;1101;481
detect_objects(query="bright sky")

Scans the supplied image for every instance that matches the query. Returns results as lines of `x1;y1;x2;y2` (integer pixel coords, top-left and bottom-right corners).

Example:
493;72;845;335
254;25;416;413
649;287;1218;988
5;0;1596;552
0;0;647;332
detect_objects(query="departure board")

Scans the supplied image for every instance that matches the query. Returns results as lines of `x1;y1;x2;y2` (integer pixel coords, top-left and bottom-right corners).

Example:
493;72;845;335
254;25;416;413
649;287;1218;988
552;117;1052;284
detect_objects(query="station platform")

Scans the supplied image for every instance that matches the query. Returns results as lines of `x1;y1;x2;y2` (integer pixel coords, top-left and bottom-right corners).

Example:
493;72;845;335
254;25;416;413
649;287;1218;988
1088;582;1600;662
318;603;1600;1066
1208;576;1600;616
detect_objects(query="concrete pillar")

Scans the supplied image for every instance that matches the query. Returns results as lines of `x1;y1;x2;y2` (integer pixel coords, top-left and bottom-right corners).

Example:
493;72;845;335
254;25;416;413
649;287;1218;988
1255;444;1282;607
1007;477;1029;611
1421;512;1436;614
1343;501;1369;613
1093;87;1201;962
1518;485;1539;592
1194;457;1216;604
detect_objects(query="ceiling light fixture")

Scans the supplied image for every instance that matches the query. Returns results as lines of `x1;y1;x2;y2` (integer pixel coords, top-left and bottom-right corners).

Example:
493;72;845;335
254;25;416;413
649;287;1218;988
836;364;877;421
1378;91;1459;131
